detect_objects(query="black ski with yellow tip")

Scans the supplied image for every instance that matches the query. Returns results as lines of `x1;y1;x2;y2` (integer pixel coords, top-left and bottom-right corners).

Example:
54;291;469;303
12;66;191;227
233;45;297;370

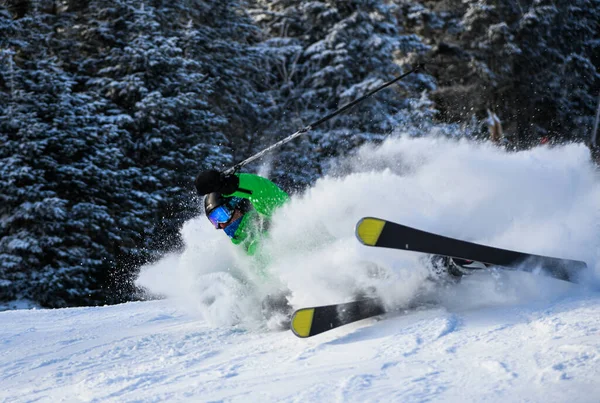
355;217;586;283
289;217;586;338
290;298;385;338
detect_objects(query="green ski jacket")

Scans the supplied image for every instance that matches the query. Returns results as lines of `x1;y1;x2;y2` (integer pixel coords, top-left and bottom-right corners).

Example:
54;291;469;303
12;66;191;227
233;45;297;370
223;173;289;256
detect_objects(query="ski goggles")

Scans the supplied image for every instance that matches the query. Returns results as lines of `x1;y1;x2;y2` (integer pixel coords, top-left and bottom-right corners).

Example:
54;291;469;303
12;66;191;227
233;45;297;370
207;205;233;229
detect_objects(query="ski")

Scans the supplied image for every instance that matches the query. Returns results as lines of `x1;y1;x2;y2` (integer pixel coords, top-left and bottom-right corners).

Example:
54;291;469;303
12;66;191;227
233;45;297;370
355;217;586;282
290;298;385;338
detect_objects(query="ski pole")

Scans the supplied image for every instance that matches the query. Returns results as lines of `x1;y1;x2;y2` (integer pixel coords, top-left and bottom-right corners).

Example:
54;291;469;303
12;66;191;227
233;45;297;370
223;65;421;175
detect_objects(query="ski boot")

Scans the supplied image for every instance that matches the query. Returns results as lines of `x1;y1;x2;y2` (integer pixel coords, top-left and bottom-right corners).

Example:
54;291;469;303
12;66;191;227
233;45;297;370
447;257;489;276
428;255;489;280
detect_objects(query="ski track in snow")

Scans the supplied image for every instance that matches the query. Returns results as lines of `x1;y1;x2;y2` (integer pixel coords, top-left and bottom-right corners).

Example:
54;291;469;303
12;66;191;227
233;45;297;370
1;296;600;402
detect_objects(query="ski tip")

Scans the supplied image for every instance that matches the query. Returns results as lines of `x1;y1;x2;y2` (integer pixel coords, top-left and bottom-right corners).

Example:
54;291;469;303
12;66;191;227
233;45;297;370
355;217;386;246
291;308;315;338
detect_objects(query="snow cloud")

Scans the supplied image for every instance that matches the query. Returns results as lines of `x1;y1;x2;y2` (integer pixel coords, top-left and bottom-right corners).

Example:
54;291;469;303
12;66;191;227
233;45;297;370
137;136;600;327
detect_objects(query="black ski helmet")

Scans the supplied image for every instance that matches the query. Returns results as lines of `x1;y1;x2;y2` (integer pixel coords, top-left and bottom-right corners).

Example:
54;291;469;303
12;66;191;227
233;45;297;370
203;192;250;216
204;192;227;216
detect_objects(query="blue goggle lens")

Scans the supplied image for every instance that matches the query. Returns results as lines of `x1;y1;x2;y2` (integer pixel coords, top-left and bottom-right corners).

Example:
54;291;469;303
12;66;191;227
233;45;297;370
208;205;233;228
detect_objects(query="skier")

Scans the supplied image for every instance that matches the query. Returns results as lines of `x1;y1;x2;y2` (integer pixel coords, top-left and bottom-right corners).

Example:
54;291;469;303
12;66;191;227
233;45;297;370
194;169;289;256
195;169;293;320
195;170;486;281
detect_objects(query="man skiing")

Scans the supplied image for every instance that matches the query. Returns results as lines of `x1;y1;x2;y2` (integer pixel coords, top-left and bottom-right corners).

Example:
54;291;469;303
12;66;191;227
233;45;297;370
195;169;486;280
195;169;293;320
194;169;289;257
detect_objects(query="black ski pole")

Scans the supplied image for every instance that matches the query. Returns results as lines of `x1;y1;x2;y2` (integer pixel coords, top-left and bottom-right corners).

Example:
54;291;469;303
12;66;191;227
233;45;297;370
223;65;421;175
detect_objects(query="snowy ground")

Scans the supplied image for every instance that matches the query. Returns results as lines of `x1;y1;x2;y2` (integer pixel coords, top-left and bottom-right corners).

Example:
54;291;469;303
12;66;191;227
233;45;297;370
1;283;600;402
3;137;600;402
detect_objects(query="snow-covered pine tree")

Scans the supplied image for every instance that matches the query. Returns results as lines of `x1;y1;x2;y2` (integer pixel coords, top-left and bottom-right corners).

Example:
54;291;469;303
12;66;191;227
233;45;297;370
409;0;600;146
176;0;275;168
0;0;276;307
73;0;227;288
513;0;600;143
81;0;278;249
0;3;135;307
76;0;279;294
248;0;435;187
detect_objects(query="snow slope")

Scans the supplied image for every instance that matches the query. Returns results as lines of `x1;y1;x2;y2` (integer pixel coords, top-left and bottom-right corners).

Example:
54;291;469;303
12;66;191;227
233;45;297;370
3;136;600;402
1;285;600;402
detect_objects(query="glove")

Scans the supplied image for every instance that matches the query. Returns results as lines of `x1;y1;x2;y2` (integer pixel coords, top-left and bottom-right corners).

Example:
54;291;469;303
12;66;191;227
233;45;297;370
194;170;239;195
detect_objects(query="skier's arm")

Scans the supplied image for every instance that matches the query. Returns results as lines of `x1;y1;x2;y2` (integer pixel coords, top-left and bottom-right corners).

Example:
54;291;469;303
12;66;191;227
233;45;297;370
225;173;288;217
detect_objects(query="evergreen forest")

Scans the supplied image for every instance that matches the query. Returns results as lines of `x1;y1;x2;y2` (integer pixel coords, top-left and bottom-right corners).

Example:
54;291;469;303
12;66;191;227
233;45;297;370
1;0;598;308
